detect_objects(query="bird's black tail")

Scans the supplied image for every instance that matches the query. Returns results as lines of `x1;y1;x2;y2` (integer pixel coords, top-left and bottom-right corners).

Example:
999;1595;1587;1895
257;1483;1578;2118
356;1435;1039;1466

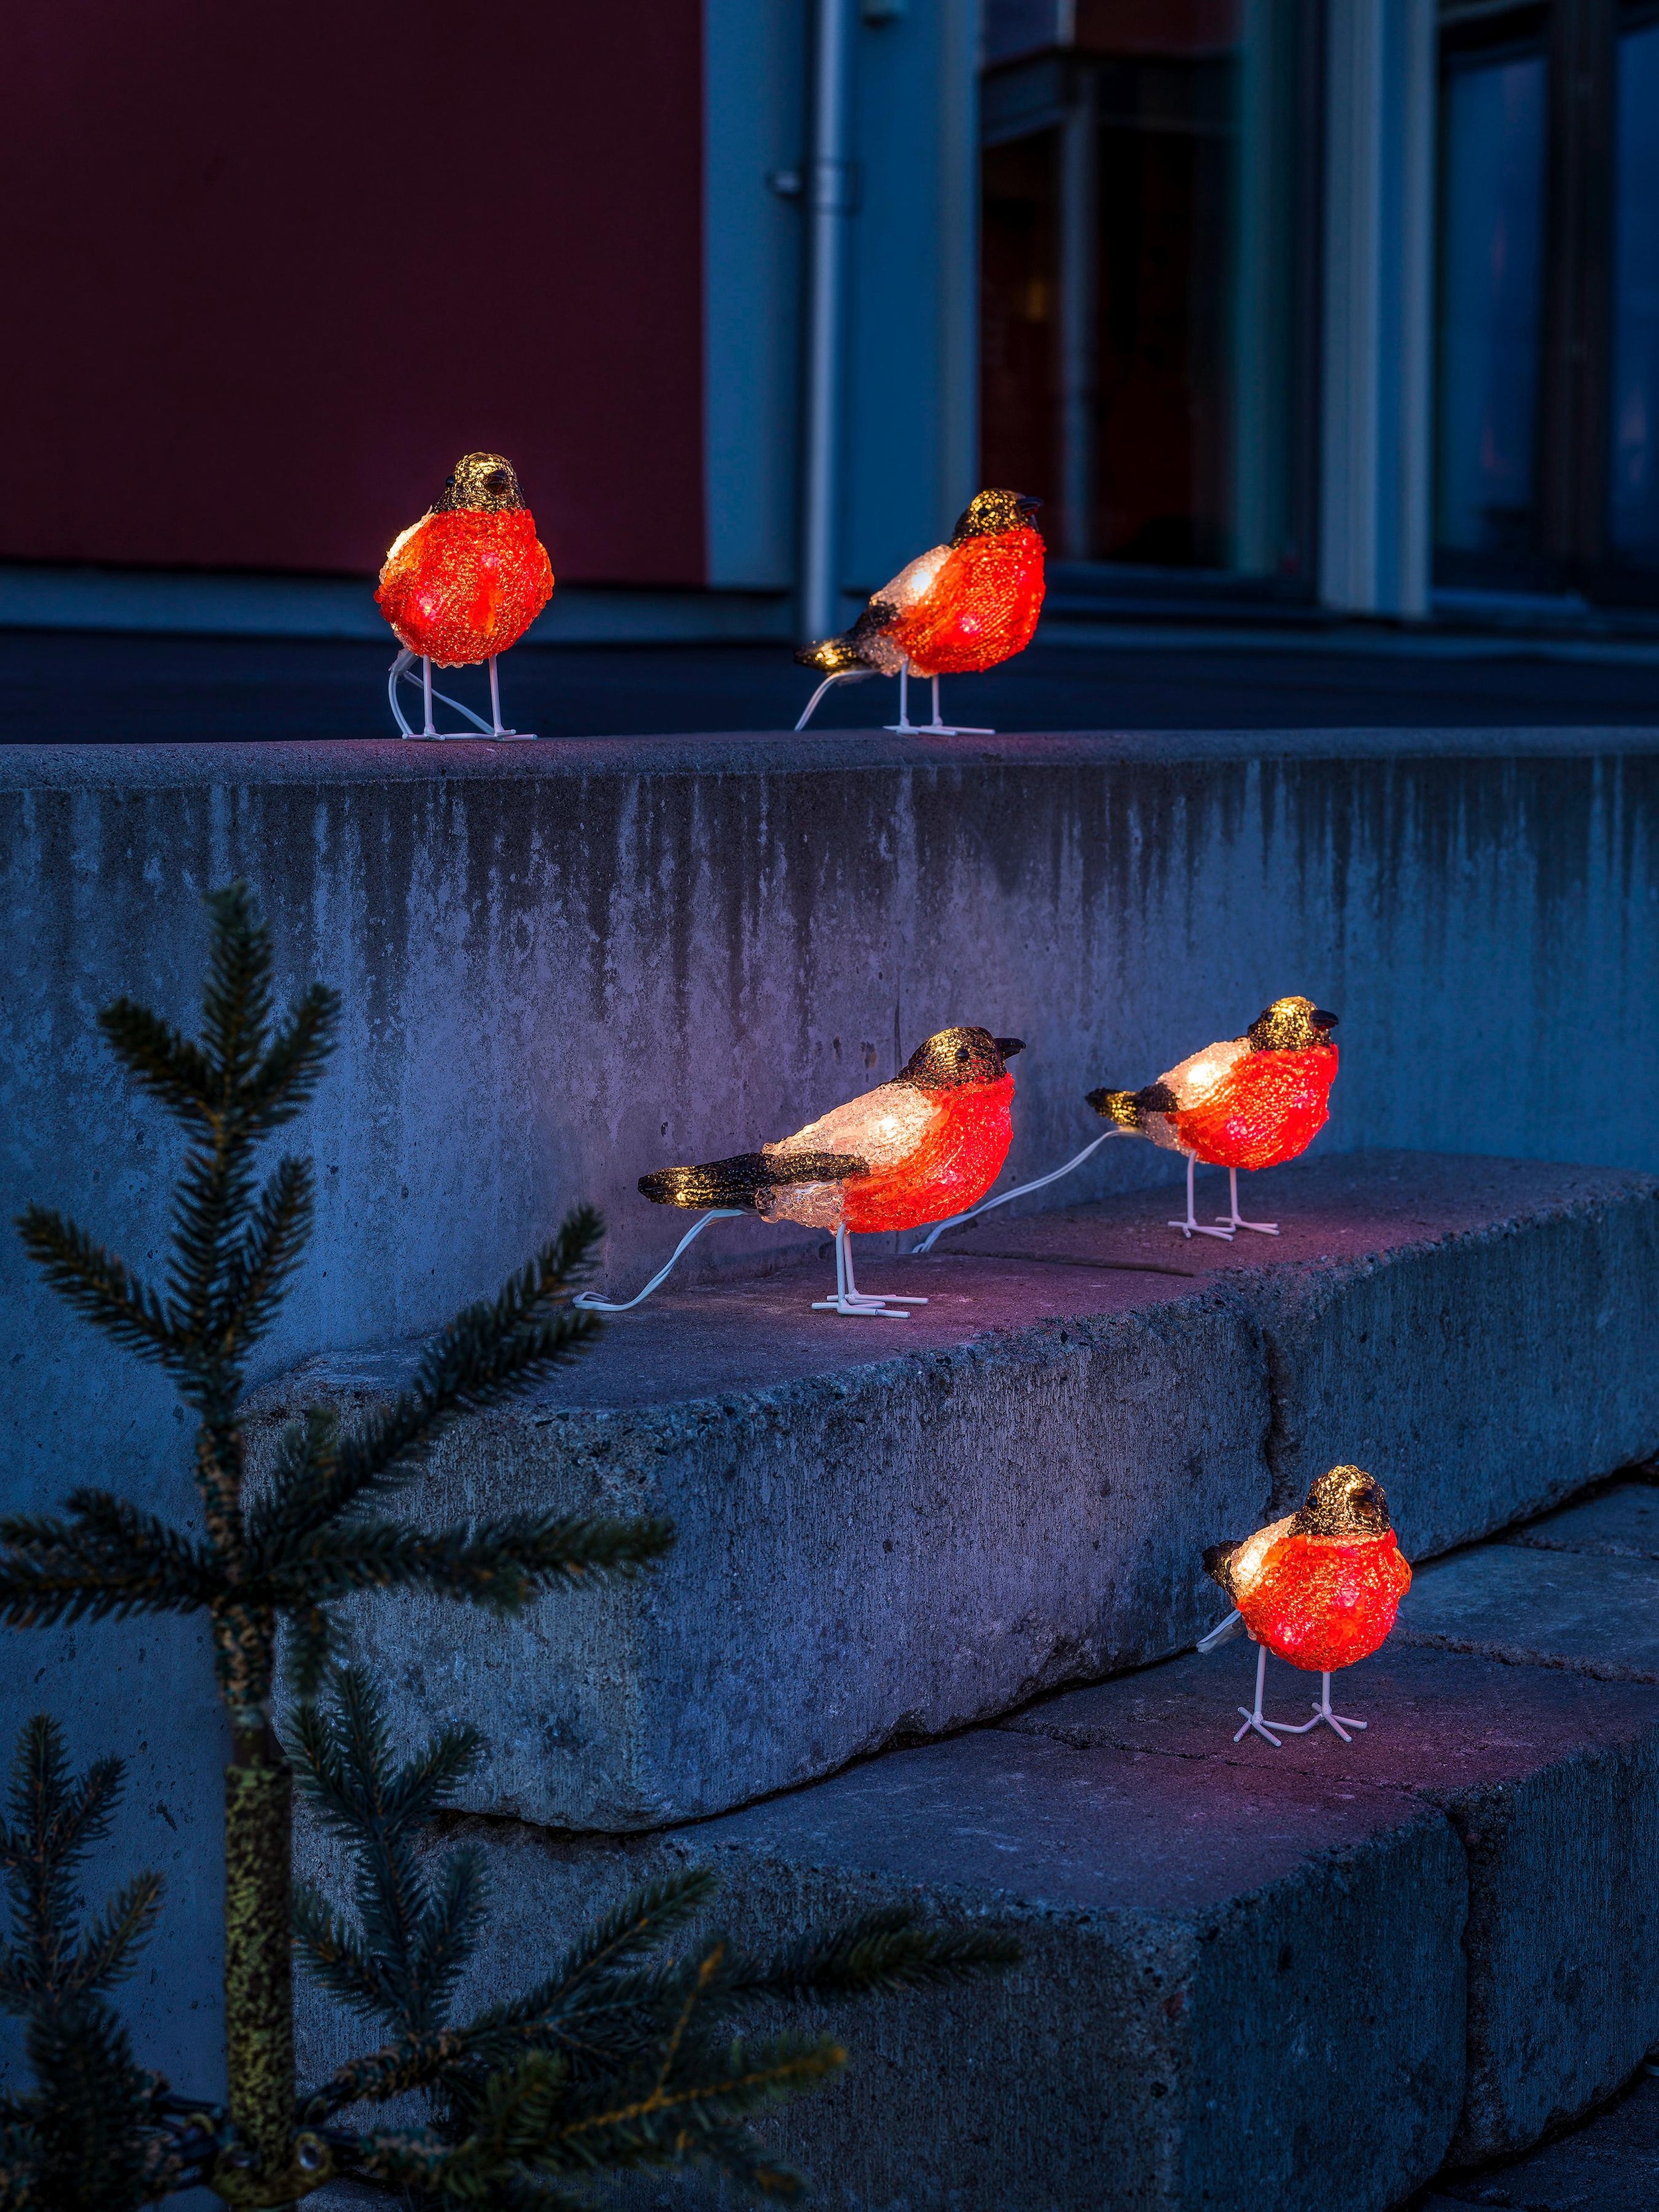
1087;1080;1178;1130
1087;1087;1141;1130
640;1149;869;1210
793;599;899;675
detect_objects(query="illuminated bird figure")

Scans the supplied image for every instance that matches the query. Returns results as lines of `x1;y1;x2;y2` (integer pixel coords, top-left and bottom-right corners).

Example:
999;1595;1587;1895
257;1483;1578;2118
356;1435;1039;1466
794;490;1045;736
639;1028;1024;1318
377;451;554;740
1199;1464;1412;1747
1087;995;1338;1241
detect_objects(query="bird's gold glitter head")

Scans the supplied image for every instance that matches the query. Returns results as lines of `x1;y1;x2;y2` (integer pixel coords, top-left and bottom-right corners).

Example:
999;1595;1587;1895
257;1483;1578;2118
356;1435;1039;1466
899;1027;1023;1091
1294;1464;1391;1539
1244;995;1339;1052
950;489;1042;543
433;452;527;515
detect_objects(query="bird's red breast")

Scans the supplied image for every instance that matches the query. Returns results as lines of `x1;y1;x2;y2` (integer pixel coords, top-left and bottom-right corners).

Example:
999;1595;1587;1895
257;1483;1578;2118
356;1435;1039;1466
843;1074;1015;1232
888;528;1045;677
376;508;554;667
1170;1044;1338;1170
1239;1528;1411;1672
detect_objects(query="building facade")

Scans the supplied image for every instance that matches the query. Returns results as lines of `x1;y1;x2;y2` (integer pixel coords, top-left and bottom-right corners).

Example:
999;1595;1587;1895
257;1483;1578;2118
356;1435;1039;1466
1;1;1653;640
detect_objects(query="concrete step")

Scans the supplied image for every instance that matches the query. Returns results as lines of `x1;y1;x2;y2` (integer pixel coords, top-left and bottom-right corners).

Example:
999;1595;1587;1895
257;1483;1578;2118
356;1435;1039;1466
1420;2070;1659;2211
252;1153;1659;1831
296;1485;1659;2212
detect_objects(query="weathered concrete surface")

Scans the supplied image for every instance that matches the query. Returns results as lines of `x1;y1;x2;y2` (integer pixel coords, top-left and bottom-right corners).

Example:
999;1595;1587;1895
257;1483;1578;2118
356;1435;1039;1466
1397;1547;1659;1681
3;733;1655;2092
249;1154;1659;1832
1499;1479;1659;1559
1422;2074;1659;2209
1000;1643;1659;2161
251;1266;1273;1828
296;1729;1465;2212
948;1152;1659;1555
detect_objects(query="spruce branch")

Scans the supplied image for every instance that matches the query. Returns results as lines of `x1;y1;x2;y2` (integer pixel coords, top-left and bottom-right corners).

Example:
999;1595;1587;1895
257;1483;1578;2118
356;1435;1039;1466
292;1886;394;2018
14;1209;182;1371
250;1217;607;1555
21;1997;160;2209
0;1493;221;1631
198;880;278;1103
266;1511;674;1613
96;997;215;1125
214;1154;316;1352
241;984;342;1131
734;1903;1025;2003
0;1718;163;2016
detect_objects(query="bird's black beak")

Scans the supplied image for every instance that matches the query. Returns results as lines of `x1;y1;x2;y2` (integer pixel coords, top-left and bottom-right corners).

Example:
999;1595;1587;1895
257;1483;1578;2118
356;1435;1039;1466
995;1037;1025;1058
1313;1009;1339;1031
1017;496;1042;516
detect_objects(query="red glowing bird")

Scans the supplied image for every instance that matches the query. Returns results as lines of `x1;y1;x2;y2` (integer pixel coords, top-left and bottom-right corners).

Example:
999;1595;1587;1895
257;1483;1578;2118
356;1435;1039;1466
376;451;554;740
1201;1464;1412;1746
1087;995;1338;1240
639;1027;1024;1317
794;490;1046;735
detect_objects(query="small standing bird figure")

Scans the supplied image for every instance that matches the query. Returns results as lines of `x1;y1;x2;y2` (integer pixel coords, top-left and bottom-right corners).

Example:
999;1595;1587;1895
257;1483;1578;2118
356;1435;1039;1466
1087;995;1338;1240
639;1028;1024;1318
794;490;1045;736
377;451;554;740
1199;1465;1412;1747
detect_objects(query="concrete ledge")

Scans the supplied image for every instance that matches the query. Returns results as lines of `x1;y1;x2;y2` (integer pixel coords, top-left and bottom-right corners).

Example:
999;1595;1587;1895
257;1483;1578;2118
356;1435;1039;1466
290;1525;1659;2210
253;1154;1659;1831
943;1152;1659;1554
254;1270;1273;1828
1003;1640;1659;2162
299;1732;1467;2212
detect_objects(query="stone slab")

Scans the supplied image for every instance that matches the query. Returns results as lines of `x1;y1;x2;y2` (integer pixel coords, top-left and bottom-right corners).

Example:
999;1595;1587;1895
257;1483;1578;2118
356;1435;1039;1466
1000;1640;1659;2159
1423;2073;1659;2211
250;1156;1659;1833
1499;1479;1659;1559
1397;1547;1659;1682
251;1268;1271;1830
947;1152;1659;1555
308;1728;1465;2212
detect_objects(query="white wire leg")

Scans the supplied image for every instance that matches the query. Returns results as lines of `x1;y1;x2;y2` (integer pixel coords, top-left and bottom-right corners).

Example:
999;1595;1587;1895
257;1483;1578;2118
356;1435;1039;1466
386;651;498;740
485;655;538;740
1264;1670;1367;1745
1234;1642;1284;1747
1170;1154;1234;1241
884;666;922;734
1215;1165;1279;1236
811;1223;928;1318
572;1209;746;1313
911;1130;1127;1254
917;673;993;736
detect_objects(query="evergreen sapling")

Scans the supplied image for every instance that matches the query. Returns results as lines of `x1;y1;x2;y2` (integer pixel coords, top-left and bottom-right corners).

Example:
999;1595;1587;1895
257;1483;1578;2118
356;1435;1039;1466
0;885;1019;2209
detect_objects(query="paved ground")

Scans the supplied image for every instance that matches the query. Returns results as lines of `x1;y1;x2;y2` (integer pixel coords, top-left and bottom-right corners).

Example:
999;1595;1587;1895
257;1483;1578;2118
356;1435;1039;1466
1409;2069;1659;2208
3;628;1659;742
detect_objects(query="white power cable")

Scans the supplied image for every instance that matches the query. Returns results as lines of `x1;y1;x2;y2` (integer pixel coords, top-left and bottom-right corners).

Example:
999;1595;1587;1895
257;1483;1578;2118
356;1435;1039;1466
910;1127;1127;1254
572;1209;746;1313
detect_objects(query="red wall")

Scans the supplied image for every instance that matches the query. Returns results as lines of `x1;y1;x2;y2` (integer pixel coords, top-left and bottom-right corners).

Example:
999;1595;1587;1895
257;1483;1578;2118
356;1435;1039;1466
0;3;704;583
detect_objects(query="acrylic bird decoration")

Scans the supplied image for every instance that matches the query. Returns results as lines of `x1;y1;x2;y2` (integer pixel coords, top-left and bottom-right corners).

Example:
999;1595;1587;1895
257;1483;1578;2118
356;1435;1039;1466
377;450;554;740
794;489;1046;735
1199;1464;1412;1747
637;1027;1024;1318
1087;994;1338;1240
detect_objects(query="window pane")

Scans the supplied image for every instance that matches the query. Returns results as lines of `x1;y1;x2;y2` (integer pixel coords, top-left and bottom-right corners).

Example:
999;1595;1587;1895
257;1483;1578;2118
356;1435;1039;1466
1612;22;1659;563
979;3;1304;578
1434;53;1547;558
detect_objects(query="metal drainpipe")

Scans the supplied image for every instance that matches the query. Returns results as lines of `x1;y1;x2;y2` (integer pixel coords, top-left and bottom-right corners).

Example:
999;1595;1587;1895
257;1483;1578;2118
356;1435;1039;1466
797;0;857;645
